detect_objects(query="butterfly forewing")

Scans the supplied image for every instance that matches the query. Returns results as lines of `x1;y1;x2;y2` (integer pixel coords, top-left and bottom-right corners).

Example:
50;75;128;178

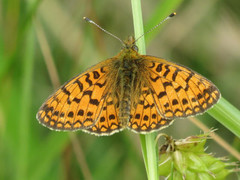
37;59;115;131
142;55;220;119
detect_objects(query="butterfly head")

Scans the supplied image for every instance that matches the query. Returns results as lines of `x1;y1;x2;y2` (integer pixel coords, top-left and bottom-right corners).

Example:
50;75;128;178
115;36;141;60
123;36;138;52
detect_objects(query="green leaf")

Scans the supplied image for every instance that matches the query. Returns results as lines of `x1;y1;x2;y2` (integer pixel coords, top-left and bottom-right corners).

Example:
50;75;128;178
208;98;240;138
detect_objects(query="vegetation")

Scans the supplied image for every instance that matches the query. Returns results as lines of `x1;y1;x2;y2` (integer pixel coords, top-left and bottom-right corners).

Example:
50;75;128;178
1;0;240;179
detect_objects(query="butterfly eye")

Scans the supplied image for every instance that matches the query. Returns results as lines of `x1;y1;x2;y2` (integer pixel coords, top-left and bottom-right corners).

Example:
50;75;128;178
132;45;138;52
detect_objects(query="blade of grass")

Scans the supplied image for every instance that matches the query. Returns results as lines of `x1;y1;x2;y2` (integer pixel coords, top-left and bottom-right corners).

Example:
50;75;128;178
139;135;148;174
15;1;42;178
131;0;146;54
19;0;42;39
17;25;35;180
34;19;60;88
0;0;42;82
131;0;158;179
208;98;240;138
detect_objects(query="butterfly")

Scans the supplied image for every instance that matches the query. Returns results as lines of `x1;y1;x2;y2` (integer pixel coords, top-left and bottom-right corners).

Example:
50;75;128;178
36;16;221;136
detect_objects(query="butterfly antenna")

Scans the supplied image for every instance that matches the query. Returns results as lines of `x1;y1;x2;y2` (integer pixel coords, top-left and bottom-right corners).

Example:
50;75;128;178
83;17;125;46
134;12;176;43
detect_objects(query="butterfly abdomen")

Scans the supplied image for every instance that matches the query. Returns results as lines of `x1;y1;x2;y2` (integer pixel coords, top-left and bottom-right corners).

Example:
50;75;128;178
118;59;138;126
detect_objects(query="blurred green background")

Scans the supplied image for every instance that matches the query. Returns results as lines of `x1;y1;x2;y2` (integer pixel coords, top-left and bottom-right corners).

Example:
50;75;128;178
1;0;240;179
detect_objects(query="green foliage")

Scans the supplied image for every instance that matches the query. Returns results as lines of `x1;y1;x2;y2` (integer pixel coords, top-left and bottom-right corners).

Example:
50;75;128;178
158;133;238;179
0;0;239;179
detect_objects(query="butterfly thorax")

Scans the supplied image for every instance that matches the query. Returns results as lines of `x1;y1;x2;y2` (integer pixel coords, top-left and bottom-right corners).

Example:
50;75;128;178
113;37;143;127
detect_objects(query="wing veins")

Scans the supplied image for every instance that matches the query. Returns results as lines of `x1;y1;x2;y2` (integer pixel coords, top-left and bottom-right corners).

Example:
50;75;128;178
147;66;203;115
46;69;109;128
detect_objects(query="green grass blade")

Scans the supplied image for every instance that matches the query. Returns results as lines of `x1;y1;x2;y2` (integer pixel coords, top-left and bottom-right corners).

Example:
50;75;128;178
131;0;146;54
16;25;35;180
131;0;158;179
139;135;148;174
208;98;240;138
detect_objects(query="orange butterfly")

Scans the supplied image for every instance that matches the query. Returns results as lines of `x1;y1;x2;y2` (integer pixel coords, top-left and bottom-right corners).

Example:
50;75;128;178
37;15;220;136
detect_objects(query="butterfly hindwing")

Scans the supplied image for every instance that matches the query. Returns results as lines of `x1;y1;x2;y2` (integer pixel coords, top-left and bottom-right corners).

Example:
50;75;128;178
83;92;123;136
128;84;173;133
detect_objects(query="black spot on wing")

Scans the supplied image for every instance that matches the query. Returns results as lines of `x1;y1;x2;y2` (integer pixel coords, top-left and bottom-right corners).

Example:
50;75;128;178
93;71;100;79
